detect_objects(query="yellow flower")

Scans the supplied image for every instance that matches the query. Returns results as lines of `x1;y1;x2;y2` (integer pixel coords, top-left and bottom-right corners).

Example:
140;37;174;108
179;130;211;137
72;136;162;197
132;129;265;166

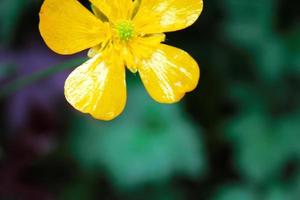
39;0;203;120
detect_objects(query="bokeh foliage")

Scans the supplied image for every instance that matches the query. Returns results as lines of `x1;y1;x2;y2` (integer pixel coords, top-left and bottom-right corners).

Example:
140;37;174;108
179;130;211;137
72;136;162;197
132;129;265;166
0;0;300;199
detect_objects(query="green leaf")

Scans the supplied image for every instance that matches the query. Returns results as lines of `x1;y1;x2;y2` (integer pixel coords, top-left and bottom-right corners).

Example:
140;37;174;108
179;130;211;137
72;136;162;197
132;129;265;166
68;83;206;189
225;108;300;183
213;185;257;200
0;0;29;44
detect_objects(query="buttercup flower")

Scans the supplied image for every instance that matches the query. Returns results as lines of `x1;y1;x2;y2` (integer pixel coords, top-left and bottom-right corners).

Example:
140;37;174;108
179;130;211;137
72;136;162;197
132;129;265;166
39;0;203;120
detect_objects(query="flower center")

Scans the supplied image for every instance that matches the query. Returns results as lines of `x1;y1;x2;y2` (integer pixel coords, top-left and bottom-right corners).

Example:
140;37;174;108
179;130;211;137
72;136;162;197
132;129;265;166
116;20;134;41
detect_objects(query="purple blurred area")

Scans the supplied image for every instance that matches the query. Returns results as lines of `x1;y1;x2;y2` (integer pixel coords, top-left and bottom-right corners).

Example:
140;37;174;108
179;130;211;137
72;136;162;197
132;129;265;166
0;28;77;200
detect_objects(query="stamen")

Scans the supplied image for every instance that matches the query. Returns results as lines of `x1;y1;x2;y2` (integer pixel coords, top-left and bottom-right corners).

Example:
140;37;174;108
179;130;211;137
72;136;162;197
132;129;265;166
116;20;135;41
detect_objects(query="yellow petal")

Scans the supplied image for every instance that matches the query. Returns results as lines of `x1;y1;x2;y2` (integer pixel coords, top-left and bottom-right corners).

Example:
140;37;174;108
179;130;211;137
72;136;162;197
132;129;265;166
64;50;126;120
89;0;133;22
130;34;166;58
121;46;138;73
91;4;108;21
133;0;203;34
123;33;165;73
137;44;200;103
39;0;108;55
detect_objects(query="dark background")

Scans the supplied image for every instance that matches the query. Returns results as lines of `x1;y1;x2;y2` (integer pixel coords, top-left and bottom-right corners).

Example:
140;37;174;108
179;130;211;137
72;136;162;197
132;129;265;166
0;0;300;199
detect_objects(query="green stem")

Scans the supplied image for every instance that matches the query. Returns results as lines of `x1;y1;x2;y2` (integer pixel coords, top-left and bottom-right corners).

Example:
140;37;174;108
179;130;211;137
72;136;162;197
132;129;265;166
0;57;87;99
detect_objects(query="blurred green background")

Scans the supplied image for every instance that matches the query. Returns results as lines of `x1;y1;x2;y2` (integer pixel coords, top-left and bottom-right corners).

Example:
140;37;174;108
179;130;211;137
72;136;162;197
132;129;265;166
0;0;300;199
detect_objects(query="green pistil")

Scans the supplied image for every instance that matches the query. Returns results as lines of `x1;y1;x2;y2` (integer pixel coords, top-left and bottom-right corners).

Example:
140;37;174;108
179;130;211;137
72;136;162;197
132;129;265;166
116;20;134;41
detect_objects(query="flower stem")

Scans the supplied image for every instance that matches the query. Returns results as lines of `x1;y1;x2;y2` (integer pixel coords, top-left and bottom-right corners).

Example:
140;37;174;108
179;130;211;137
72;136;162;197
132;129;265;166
0;57;87;99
